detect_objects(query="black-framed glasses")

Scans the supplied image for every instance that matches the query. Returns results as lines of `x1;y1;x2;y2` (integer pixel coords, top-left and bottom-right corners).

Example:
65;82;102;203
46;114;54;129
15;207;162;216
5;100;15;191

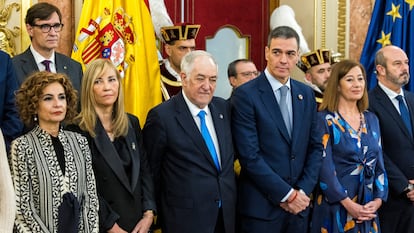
238;71;260;77
32;23;64;33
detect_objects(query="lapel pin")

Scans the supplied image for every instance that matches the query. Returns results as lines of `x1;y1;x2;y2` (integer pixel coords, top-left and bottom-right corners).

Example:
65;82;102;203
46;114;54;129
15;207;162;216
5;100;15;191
63;66;67;70
219;114;223;119
298;94;303;100
131;142;136;150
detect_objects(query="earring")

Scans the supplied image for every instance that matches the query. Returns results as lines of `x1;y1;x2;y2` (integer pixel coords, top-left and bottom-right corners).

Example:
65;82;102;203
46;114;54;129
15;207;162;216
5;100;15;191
34;115;38;121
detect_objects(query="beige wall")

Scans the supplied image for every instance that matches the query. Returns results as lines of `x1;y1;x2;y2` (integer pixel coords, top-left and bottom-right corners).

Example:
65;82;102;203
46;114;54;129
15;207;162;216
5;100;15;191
275;0;376;80
280;0;374;61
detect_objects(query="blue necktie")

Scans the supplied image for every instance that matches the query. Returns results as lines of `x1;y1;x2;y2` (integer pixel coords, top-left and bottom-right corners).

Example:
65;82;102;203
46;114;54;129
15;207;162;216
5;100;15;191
396;95;412;137
198;110;220;171
279;85;291;137
41;60;51;72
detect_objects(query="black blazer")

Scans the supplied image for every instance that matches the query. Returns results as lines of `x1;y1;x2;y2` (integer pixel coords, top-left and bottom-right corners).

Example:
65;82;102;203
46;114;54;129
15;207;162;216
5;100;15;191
12;48;83;95
68;114;156;232
143;92;237;233
369;86;414;205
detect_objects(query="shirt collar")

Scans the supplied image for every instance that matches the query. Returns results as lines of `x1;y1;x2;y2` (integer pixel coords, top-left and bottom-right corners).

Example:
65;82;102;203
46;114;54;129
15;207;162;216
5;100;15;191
264;68;291;91
182;91;211;117
30;45;55;66
378;82;404;99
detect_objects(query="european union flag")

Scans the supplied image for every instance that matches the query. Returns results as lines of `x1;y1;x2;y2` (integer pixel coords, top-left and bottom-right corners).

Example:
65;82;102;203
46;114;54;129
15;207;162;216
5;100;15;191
360;0;414;91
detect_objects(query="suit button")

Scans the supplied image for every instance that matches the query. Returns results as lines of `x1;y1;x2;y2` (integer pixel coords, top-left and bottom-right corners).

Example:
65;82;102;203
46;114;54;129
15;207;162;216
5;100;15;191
215;199;222;208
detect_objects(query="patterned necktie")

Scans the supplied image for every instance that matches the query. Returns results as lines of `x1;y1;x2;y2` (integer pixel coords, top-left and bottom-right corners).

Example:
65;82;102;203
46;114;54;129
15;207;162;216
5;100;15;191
198;110;220;171
279;85;291;137
41;60;52;72
396;95;412;137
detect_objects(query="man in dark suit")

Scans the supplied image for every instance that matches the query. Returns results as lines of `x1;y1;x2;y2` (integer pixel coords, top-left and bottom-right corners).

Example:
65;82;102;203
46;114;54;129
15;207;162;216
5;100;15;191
143;50;236;233
0;50;23;151
227;58;259;177
231;26;323;233
368;45;414;233
12;2;82;95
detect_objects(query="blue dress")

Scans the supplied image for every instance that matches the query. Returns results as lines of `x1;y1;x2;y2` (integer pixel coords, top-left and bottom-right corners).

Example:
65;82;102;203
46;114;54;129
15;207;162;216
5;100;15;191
310;111;388;233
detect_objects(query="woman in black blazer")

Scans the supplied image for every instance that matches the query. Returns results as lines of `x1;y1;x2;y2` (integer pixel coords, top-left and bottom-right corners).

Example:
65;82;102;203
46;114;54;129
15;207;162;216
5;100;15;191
70;58;156;233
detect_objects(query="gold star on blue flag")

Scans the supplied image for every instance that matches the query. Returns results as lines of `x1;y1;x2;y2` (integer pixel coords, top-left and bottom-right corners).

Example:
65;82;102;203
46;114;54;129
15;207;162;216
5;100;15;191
360;0;414;91
387;3;402;22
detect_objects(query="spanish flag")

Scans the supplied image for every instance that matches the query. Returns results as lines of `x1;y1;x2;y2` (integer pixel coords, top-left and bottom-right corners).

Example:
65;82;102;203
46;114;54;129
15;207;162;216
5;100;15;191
72;0;161;125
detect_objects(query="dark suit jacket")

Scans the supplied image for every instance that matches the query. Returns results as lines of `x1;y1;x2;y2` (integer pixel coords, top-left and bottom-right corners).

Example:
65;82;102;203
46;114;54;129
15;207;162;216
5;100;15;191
12;48;83;95
231;74;323;221
0;50;23;149
143;92;237;233
369;86;414;206
68;114;156;232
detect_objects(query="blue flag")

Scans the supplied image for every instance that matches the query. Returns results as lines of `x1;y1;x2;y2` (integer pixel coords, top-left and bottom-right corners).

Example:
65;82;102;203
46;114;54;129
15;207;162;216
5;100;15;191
360;0;414;91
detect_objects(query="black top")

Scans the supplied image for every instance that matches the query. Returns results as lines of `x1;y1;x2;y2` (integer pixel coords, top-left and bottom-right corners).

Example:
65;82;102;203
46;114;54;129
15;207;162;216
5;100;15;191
51;135;65;175
113;136;132;184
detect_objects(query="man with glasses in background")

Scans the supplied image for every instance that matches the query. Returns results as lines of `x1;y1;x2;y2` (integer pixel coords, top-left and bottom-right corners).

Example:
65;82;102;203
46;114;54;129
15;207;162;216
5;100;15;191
13;2;82;97
227;59;260;95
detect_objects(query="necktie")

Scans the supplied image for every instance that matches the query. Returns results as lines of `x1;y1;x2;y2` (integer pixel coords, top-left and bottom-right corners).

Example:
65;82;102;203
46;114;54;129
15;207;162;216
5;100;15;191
396;95;412;137
41;60;52;72
198;110;220;171
279;85;291;137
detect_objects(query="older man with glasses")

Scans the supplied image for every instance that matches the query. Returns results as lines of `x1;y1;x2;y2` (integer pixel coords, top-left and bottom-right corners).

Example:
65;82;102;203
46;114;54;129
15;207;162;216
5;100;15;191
13;2;83;101
227;59;260;94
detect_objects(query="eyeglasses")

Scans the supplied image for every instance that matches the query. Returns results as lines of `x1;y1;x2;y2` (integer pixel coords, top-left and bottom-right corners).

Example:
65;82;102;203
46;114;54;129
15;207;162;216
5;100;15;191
32;23;64;33
238;71;260;77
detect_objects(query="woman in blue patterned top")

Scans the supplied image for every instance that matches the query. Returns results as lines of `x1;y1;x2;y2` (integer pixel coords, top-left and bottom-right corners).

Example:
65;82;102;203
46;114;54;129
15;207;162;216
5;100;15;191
310;60;388;233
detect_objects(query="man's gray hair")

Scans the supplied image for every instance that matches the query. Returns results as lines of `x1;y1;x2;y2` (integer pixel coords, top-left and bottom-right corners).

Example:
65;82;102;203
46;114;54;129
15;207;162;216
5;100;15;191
181;50;218;76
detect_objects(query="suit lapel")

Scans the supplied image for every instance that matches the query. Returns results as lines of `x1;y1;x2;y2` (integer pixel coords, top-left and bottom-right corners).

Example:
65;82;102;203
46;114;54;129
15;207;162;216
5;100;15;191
403;90;414;139
174;93;221;171
290;81;306;144
20;49;39;77
258;75;291;143
209;101;227;170
374;86;412;138
55;53;69;74
125;121;140;191
94;119;133;193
